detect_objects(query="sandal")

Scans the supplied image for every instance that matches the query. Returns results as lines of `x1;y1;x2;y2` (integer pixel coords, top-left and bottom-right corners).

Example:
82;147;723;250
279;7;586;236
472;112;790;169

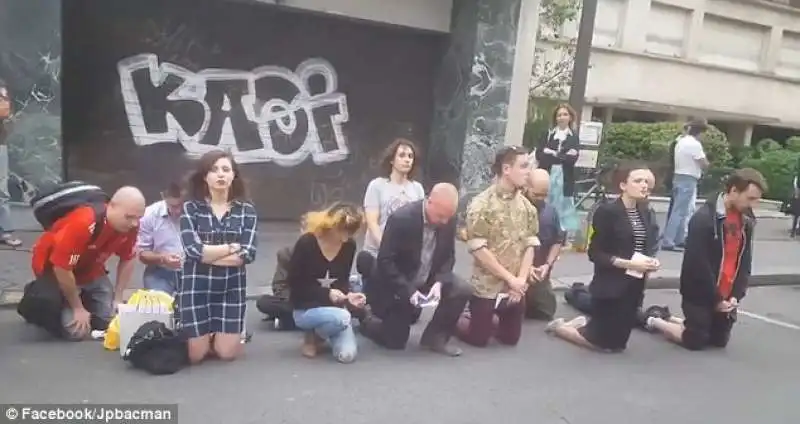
0;233;21;247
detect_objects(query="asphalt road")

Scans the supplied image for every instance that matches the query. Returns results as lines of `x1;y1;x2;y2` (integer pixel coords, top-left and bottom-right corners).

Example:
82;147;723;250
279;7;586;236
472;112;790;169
2;206;799;298
1;286;799;424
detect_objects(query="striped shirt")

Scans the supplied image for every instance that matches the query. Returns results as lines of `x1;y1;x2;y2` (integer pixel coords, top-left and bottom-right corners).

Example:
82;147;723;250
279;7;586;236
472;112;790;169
626;207;646;254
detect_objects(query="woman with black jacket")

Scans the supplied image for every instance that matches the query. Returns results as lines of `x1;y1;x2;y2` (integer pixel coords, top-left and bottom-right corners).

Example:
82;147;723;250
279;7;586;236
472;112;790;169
535;104;581;235
546;162;661;352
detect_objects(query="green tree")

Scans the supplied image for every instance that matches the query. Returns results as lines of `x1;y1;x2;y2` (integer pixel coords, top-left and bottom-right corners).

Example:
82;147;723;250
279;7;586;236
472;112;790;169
531;0;580;98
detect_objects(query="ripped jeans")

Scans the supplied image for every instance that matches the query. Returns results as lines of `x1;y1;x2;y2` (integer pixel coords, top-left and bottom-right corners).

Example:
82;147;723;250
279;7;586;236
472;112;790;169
293;306;357;363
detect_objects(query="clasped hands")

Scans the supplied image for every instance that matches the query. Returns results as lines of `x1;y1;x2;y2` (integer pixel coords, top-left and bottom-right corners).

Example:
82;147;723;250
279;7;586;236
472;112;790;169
329;289;367;309
716;297;739;313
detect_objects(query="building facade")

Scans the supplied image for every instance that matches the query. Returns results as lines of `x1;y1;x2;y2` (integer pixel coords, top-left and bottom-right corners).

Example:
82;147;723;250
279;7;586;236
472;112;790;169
0;0;539;219
536;0;800;145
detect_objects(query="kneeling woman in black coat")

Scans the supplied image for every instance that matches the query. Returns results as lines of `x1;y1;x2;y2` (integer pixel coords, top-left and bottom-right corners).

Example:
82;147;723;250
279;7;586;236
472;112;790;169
546;162;660;352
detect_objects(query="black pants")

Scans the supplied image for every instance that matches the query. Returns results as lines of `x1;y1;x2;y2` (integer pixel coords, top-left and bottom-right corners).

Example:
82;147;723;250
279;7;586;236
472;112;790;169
578;277;645;352
681;300;735;350
363;273;471;350
525;278;557;320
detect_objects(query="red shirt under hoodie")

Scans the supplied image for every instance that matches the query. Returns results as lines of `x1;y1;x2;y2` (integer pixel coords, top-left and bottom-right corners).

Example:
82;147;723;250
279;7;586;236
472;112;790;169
718;209;743;299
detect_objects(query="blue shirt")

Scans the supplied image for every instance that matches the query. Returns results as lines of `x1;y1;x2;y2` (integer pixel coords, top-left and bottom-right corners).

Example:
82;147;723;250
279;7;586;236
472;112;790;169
137;200;183;270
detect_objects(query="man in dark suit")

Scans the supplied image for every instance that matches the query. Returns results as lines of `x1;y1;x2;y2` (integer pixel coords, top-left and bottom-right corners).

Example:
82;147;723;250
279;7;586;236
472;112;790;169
361;183;471;356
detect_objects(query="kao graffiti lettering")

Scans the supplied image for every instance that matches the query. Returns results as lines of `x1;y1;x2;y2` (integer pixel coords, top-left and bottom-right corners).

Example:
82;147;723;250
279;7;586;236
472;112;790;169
117;53;350;166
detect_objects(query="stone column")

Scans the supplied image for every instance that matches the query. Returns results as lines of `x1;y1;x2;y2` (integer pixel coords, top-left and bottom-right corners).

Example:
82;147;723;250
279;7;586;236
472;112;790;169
426;0;532;202
0;0;62;203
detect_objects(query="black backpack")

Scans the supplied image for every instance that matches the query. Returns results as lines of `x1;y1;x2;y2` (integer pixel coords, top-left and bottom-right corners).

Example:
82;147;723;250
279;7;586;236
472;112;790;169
123;321;188;375
30;180;109;235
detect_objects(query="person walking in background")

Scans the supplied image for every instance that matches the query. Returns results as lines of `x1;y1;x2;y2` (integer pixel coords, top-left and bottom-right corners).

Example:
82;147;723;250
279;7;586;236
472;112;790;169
137;181;185;295
535;104;580;238
178;150;258;364
0;78;22;248
788;156;800;237
287;202;366;363
661;118;709;252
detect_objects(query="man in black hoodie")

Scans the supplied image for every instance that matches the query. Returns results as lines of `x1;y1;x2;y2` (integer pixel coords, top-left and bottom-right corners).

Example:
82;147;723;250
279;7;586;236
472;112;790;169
641;168;766;350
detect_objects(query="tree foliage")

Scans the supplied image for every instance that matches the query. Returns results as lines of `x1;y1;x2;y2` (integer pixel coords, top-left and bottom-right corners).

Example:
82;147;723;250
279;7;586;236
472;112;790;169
531;0;580;98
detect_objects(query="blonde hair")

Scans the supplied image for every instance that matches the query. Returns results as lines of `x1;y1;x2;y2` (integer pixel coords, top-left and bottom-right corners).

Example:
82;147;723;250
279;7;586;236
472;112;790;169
302;202;365;236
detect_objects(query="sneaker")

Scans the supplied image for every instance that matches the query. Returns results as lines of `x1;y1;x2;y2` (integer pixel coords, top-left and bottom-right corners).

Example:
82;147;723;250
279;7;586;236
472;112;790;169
566;316;587;328
545;318;565;334
638;305;671;332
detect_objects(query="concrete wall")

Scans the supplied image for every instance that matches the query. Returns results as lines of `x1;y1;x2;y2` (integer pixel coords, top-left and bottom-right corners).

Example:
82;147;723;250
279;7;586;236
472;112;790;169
0;0;62;203
62;0;447;220
537;0;800;129
256;0;453;33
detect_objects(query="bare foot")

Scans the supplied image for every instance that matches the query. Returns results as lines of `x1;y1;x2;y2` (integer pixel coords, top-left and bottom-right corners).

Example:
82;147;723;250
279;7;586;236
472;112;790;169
301;332;318;358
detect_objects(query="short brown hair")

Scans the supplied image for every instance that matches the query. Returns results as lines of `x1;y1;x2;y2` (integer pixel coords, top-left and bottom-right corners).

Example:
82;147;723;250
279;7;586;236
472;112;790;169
725;168;767;194
552;103;577;130
491;146;529;176
162;181;183;199
611;161;651;192
186;150;248;201
380;138;419;179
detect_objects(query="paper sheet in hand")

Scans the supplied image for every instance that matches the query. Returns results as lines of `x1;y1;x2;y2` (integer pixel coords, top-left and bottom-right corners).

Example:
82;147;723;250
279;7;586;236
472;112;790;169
625;252;651;279
495;293;509;309
414;291;440;308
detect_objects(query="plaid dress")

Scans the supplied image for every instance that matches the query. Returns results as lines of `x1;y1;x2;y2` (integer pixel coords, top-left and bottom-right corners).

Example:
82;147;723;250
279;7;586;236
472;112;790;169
178;200;258;338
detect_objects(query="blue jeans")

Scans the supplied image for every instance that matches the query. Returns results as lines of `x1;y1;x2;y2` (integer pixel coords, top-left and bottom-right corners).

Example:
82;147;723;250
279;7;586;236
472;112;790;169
293;307;357;363
662;174;698;248
143;265;180;296
0;145;12;234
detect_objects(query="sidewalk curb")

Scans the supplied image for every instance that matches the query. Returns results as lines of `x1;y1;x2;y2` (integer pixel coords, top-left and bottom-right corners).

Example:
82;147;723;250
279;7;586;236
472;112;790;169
2;274;798;309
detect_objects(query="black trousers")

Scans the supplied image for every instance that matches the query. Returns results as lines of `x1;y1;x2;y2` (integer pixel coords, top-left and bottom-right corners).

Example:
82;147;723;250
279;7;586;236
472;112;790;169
364;273;471;350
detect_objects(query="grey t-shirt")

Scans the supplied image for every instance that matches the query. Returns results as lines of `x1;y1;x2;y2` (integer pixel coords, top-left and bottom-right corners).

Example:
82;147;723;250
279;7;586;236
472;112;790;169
362;177;425;255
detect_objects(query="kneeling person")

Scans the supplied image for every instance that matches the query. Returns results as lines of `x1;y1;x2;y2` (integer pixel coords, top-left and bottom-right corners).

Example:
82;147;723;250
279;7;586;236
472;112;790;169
361;183;470;356
457;147;538;347
642;169;764;350
288;203;366;363
30;186;145;340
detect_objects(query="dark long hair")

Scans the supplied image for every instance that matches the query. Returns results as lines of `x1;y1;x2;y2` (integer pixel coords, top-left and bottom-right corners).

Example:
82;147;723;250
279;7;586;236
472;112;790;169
380;137;419;179
186;150;247;202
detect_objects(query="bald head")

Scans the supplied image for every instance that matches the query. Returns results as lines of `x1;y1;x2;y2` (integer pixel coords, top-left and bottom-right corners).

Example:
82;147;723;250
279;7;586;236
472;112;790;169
426;183;459;225
107;186;146;232
525;169;550;204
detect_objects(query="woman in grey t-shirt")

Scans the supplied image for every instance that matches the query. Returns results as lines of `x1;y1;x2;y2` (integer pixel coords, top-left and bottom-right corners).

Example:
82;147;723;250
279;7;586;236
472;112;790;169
362;138;425;257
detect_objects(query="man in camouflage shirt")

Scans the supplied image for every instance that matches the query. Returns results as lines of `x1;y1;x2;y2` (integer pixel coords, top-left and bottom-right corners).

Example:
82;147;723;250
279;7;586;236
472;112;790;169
456;146;539;347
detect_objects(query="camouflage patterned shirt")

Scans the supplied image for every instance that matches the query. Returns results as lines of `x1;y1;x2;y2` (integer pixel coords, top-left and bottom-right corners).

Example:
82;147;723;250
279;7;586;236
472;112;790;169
465;185;539;299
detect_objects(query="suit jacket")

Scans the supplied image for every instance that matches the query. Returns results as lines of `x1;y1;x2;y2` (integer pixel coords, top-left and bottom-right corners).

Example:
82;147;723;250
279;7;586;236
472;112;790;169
371;199;456;303
587;198;660;299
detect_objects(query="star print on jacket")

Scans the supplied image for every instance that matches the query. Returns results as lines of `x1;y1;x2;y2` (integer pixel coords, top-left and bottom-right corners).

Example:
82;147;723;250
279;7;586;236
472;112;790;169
317;270;337;289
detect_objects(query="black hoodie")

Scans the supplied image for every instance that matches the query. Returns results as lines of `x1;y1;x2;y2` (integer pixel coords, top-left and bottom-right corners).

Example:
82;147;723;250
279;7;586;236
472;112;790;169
679;193;754;306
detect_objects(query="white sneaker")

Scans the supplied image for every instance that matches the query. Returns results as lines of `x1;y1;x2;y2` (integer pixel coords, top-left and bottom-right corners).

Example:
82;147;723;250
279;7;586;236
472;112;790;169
545;318;566;334
567;316;587;328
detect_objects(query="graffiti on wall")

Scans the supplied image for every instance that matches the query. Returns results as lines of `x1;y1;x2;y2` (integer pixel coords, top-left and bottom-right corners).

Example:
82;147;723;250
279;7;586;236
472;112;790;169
118;53;350;167
64;0;446;219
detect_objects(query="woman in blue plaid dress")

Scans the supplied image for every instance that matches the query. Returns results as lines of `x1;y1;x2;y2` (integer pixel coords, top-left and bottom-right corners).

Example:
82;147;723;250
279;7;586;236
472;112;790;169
178;150;258;364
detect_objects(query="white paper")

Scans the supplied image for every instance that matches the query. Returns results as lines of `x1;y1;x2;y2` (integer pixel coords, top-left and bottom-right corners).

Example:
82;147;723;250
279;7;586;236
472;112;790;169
118;305;173;358
575;149;599;169
495;293;510;309
413;291;440;308
626;252;651;279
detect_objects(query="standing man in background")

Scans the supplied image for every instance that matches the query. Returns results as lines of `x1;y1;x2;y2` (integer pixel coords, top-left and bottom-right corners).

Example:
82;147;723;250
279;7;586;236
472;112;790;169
661;118;709;252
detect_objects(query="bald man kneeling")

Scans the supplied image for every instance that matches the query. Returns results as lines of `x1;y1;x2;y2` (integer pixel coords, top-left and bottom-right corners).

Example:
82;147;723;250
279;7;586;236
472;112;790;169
28;186;145;340
360;183;472;356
